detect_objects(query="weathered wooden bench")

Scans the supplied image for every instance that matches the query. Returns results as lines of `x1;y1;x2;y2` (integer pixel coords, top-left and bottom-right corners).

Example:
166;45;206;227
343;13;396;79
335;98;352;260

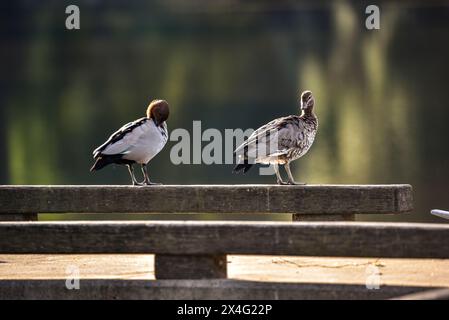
4;184;447;300
0;184;413;221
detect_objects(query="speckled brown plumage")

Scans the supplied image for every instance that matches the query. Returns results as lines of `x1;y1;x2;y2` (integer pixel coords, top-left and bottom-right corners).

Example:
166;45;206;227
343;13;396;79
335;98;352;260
234;90;318;185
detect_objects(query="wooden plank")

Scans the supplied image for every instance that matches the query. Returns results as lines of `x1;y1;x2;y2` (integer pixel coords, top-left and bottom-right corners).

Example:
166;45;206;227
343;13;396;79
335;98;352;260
0;184;413;215
0;279;430;300
154;254;227;279
0;221;447;258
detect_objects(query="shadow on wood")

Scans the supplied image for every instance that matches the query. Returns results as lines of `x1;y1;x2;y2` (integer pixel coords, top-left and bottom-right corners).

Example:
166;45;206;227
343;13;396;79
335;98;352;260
0;279;434;300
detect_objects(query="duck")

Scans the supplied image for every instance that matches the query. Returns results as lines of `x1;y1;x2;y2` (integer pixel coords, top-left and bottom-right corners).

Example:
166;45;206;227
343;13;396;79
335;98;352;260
90;99;169;185
233;90;317;185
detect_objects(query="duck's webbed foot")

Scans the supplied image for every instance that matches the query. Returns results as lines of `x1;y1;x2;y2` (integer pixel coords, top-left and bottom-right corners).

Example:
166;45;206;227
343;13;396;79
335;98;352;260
287;180;306;185
144;181;162;186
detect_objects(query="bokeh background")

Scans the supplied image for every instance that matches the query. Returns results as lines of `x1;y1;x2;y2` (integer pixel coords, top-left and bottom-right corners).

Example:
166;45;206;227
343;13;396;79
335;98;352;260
1;0;448;222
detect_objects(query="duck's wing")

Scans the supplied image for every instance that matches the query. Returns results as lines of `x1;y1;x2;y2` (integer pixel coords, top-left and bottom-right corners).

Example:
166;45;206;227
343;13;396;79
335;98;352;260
234;118;282;154
92;117;148;158
235;116;305;160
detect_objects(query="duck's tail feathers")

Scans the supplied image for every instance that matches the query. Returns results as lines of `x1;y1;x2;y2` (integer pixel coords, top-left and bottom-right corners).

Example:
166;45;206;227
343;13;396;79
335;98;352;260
233;162;254;174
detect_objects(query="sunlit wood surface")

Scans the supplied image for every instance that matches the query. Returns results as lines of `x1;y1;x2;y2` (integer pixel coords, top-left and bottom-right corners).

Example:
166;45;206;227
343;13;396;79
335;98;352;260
1;254;448;287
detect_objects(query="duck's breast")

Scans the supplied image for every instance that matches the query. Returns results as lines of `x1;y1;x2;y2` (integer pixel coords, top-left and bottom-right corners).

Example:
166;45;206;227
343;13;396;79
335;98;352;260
293;122;317;159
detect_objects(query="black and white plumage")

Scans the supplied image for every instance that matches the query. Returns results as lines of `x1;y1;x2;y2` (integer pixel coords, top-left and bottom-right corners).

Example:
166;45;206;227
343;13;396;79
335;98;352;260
90;99;169;185
233;90;318;185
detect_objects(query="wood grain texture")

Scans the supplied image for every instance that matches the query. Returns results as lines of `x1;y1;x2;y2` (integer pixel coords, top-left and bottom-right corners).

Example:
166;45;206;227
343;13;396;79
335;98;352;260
0;184;413;214
0;221;447;258
0;279;431;300
155;254;227;279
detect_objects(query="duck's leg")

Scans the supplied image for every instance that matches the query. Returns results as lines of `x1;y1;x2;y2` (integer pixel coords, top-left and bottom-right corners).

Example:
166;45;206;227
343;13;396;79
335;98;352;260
127;164;143;186
141;164;162;185
284;162;306;185
274;163;287;185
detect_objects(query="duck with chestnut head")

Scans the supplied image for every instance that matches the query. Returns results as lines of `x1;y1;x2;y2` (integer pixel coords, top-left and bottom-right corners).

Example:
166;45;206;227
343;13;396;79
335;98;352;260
234;90;318;185
91;99;170;185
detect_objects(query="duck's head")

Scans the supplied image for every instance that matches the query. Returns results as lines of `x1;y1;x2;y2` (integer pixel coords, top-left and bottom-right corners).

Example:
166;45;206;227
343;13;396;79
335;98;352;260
300;90;315;112
147;99;170;126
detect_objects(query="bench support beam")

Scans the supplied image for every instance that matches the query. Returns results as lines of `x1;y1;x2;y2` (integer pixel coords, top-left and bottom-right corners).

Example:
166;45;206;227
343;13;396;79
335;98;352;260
154;254;227;279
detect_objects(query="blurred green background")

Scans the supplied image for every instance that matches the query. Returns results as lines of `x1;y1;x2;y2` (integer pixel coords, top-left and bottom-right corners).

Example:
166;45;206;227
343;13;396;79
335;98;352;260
1;1;448;222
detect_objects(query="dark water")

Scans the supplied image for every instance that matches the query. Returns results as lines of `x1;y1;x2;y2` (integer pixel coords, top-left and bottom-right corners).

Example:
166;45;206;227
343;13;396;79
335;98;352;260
1;1;449;222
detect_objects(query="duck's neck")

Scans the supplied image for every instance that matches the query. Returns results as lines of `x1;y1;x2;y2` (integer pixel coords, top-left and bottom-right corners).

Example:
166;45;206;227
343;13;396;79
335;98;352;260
301;109;318;129
301;109;316;119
